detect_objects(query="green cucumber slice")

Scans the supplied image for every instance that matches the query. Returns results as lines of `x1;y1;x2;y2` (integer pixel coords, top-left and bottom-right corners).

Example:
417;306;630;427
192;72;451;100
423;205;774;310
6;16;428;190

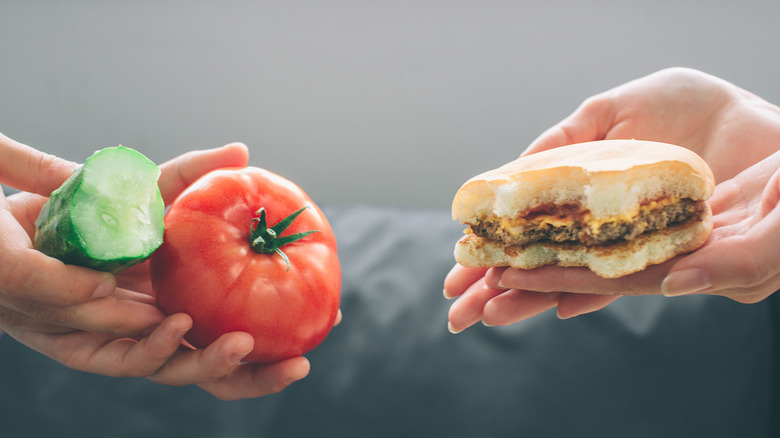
34;146;164;273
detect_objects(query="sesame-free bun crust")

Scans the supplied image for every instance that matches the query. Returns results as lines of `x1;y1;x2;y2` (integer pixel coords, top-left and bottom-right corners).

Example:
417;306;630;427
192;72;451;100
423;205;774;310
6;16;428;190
452;139;715;278
452;139;715;223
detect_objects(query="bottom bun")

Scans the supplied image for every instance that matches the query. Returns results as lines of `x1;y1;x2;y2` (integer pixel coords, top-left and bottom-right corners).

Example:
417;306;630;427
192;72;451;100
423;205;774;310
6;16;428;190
454;212;713;279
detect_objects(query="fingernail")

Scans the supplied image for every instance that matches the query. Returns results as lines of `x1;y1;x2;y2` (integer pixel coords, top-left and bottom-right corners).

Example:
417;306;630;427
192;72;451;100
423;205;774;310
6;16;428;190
662;269;713;297
484;282;509;291
172;328;188;344
229;351;251;365
91;276;116;299
557;310;579;320
481;318;494;327
443;288;454;300
448;322;464;334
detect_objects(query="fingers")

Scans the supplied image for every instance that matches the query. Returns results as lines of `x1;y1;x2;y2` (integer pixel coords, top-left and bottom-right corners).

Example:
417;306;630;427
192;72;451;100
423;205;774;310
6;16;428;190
447;277;616;330
1;313;191;377
446;276;508;333
0;192;117;308
662;203;780;303
2;181;161;336
0;244;116;307
759;154;780;218
147;330;254;386
196;357;311;401
481;289;561;326
77;313;193;377
4;312;308;401
443;264;490;299
486;263;671;296
556;294;621;320
0;142;251;305
6;191;48;237
445;264;661;330
150;329;311;401
445;264;638;332
0;304;74;334
157;142;250;204
662;165;780;303
0;288;165;337
0;132;77;195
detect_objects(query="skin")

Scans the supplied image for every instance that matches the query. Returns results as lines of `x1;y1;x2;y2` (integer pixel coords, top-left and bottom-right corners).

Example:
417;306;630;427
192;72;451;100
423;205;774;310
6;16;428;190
444;67;780;333
0;133;340;400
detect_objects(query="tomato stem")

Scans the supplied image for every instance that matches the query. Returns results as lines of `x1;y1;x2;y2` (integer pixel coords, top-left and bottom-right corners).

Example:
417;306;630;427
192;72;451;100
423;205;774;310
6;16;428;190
249;206;319;271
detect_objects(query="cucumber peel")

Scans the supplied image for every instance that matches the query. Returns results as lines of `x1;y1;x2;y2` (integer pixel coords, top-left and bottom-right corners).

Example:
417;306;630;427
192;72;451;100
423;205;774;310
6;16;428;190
34;146;165;273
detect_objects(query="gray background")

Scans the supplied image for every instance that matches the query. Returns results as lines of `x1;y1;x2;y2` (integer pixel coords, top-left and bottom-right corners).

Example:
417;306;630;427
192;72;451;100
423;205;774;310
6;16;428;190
2;1;779;208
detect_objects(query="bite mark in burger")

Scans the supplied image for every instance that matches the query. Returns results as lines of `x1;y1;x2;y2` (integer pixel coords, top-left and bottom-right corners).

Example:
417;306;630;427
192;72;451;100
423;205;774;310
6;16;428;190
452;140;715;278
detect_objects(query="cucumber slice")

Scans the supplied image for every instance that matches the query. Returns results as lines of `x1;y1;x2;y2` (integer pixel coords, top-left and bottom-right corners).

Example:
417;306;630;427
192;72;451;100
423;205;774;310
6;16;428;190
34;146;164;273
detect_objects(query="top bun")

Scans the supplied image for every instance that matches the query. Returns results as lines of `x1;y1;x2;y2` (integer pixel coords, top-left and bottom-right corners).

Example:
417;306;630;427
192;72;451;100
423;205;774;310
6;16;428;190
452;139;715;223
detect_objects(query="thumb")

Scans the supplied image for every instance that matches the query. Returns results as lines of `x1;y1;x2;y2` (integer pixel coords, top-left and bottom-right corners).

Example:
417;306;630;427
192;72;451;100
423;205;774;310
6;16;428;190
0;194;114;307
523;94;615;156
0;244;115;307
157;142;250;204
0;132;76;195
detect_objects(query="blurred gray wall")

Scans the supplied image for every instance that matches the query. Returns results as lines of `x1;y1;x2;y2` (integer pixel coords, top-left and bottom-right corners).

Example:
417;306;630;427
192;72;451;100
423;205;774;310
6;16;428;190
2;1;779;208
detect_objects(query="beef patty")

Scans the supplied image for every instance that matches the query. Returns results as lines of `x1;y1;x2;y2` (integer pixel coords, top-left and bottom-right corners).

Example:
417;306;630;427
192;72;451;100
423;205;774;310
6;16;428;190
468;197;708;247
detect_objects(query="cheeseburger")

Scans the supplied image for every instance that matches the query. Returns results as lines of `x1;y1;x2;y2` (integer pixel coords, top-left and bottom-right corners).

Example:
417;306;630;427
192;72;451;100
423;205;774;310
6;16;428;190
452;139;715;278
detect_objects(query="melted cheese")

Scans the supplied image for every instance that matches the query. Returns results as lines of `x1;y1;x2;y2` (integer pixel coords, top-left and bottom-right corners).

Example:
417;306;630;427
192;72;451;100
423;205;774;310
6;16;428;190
482;196;680;237
586;196;678;235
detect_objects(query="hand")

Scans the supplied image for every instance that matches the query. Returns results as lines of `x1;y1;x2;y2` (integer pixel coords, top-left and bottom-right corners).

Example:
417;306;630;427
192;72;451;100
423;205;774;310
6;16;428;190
0;135;318;399
445;67;780;332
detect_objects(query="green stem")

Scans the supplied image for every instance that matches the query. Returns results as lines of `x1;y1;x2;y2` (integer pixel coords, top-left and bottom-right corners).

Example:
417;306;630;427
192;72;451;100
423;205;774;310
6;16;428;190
249;206;319;270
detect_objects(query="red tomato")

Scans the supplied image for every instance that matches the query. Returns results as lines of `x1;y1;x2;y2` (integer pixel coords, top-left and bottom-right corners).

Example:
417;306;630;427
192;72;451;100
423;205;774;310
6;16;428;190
150;167;341;363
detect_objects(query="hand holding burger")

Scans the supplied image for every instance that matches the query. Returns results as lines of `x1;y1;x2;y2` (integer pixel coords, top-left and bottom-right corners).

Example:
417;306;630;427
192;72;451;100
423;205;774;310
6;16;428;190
453;139;714;278
445;67;780;333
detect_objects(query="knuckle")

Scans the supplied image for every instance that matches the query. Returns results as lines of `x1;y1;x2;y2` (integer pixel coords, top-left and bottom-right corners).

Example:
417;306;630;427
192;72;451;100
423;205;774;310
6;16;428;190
54;349;83;371
0;250;86;307
0;304;29;327
0;251;28;297
29;152;63;194
577;93;613;121
202;364;233;383
0;221;90;308
579;93;608;111
125;348;174;379
115;346;162;379
262;369;294;396
20;299;66;326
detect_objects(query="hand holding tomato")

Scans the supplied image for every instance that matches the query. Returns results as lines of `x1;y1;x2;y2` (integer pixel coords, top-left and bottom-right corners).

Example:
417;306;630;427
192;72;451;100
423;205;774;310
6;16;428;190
150;166;342;364
2;141;319;400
